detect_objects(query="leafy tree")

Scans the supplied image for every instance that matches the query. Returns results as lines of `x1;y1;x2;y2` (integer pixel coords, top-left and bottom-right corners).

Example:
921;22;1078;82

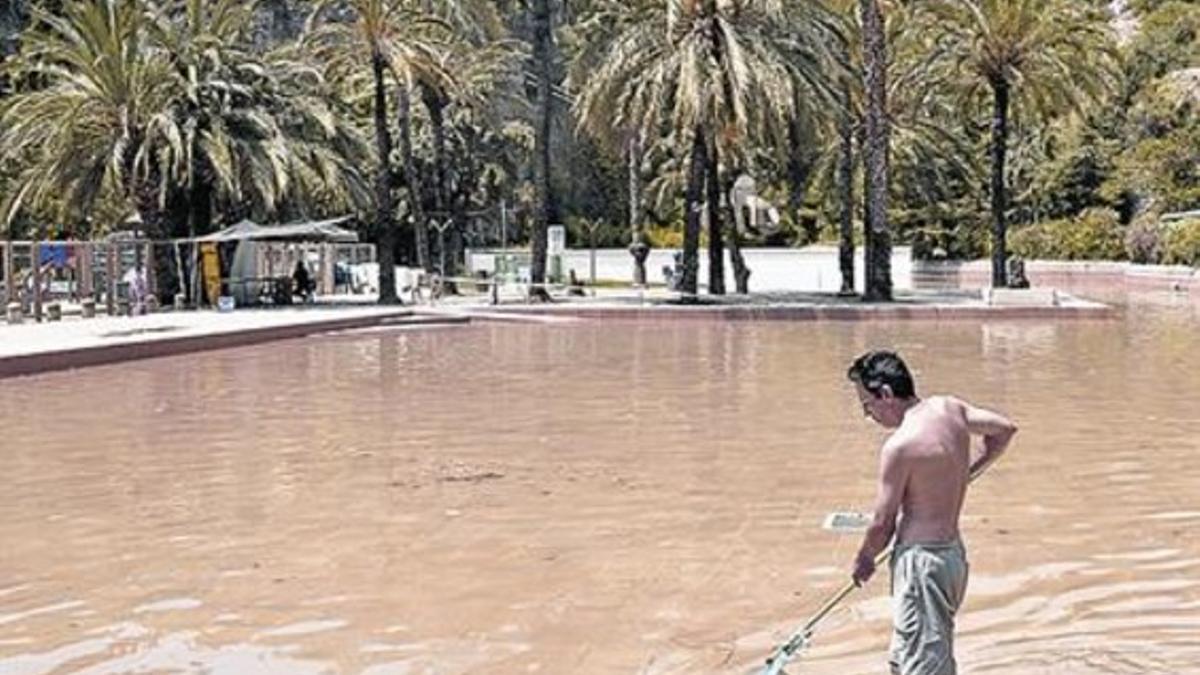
305;0;453;303
573;0;841;297
0;0;180;231
927;0;1118;286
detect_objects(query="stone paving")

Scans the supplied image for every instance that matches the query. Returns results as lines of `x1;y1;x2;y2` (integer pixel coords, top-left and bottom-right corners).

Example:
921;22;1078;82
0;304;459;379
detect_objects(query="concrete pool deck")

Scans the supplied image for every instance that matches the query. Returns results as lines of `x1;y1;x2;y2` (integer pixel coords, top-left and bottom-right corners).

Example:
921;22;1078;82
0;288;1113;379
0;306;468;379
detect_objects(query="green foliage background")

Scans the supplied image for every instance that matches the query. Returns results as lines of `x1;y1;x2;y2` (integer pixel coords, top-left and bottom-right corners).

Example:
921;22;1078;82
2;0;1200;267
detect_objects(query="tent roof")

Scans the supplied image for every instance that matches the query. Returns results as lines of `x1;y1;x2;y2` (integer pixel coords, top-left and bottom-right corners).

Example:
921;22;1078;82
197;217;358;243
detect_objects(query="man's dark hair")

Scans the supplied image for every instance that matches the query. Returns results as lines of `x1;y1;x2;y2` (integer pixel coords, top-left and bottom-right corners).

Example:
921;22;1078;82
847;350;917;399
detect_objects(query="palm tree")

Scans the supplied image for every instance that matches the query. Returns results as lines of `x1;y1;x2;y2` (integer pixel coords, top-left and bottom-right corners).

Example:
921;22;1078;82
836;77;855;293
1;0;370;241
528;0;555;301
148;0;370;237
566;3;648;284
627;129;648;285
409;0;516;281
305;0;452;304
706;142;725;294
0;0;180;229
811;1;978;295
927;0;1116;287
574;0;842;299
857;0;890;300
786;100;822;245
261;46;374;221
821;0;859;294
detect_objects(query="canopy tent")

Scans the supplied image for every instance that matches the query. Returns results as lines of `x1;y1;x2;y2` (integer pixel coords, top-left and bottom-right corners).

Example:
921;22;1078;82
195;216;359;243
185;216;362;307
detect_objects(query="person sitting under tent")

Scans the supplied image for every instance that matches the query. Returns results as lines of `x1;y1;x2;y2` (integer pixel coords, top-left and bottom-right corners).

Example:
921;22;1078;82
292;260;315;303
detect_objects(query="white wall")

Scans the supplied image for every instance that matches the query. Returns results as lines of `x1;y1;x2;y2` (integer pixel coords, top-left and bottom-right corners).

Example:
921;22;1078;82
468;246;913;293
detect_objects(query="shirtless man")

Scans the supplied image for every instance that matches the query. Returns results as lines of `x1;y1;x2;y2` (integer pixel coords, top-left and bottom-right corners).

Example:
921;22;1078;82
846;350;1017;675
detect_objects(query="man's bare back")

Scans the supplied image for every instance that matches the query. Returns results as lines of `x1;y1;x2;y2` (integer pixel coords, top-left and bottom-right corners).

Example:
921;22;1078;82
847;355;1016;585
887;395;971;546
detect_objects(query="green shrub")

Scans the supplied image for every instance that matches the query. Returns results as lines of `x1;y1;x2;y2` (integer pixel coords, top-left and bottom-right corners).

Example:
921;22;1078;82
643;224;684;249
1009;222;1056;260
1059;208;1126;260
1125;212;1165;264
1162;218;1200;266
1008;208;1125;260
643;221;736;249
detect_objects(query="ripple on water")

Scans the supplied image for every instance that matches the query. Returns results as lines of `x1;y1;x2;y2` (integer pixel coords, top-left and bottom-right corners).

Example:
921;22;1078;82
256;618;349;639
1146;510;1200;521
132;597;203;614
71;632;330;675
0;600;86;628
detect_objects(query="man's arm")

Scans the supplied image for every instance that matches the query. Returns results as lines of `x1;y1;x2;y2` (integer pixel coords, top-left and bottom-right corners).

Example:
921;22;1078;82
961;400;1018;477
852;440;909;586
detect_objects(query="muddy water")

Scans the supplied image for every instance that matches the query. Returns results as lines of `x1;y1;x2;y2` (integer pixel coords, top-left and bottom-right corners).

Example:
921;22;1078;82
2;298;1200;674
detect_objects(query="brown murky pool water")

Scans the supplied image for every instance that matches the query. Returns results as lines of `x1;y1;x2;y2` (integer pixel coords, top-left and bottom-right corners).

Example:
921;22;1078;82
3;296;1200;674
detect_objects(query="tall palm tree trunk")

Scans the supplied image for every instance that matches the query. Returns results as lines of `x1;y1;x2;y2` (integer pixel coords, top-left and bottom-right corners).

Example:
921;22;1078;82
724;172;751;294
529;0;554;301
990;77;1010;288
184;162;212;307
788;104;817;244
838;91;855;294
185;122;213;240
122;125;161;237
856;124;873;294
372;51;399;305
187;175;213;239
706;146;725;295
397;84;429;271
861;135;874;292
681;124;706;300
627;131;649;286
131;179;162;238
728;228;749;293
422;85;456;283
859;0;891;301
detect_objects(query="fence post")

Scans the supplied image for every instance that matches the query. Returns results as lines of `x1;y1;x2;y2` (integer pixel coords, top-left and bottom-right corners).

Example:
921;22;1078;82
2;242;12;305
105;244;117;316
320;243;335;296
32;241;44;322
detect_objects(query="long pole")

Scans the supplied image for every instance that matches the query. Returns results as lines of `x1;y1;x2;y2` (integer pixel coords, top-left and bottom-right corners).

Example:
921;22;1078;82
500;200;507;257
589;223;597;297
439;225;446;278
495;201;509;305
759;462;996;675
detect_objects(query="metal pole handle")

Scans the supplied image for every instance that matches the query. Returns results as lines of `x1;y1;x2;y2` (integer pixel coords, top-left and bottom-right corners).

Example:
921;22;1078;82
759;460;995;674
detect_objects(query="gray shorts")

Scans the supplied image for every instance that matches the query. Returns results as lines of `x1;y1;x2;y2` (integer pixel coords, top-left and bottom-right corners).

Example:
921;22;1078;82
888;539;969;675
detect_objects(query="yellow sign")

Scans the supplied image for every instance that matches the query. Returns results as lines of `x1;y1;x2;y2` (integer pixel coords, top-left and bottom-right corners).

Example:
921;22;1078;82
200;243;221;306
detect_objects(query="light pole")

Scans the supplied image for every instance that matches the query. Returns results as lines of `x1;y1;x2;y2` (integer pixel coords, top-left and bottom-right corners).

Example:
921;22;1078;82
494;201;508;305
584;219;602;297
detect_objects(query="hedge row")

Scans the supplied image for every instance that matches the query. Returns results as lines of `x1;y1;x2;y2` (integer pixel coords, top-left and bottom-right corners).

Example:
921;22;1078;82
1009;208;1200;266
